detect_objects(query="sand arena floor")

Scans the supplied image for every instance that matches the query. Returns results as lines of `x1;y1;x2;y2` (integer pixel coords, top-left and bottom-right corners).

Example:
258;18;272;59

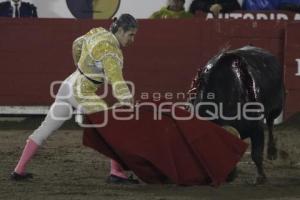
0;115;300;200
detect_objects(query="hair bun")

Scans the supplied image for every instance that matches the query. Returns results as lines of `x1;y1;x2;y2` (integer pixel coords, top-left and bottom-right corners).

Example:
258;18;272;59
110;14;138;34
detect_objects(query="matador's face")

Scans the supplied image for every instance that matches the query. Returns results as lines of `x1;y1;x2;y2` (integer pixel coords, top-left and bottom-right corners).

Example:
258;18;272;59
116;28;138;47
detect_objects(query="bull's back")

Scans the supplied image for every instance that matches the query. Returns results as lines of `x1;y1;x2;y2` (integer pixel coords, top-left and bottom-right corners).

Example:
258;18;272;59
232;47;285;115
195;46;284;138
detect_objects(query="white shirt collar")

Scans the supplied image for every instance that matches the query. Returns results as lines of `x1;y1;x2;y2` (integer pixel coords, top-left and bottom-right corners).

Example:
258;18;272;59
10;1;21;18
10;1;21;8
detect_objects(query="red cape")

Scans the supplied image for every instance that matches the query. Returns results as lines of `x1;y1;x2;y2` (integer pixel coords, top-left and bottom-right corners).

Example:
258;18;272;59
82;102;248;186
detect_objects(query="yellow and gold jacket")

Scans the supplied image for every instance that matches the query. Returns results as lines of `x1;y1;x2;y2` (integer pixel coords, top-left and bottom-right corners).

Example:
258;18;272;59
72;27;132;113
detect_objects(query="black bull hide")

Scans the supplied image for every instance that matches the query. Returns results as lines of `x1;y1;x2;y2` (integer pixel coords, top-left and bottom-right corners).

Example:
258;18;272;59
188;46;285;184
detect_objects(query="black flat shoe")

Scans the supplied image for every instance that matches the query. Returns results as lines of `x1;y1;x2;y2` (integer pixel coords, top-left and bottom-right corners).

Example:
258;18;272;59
10;172;33;181
106;174;140;185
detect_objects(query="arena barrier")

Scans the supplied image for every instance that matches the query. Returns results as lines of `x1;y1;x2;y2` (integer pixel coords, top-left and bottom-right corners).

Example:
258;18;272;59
0;14;299;119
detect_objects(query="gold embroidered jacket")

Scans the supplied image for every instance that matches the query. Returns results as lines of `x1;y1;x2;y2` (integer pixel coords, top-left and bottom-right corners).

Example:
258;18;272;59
71;27;132;113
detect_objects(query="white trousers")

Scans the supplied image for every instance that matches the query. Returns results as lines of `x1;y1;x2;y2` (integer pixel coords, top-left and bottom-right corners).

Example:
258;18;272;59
29;71;81;145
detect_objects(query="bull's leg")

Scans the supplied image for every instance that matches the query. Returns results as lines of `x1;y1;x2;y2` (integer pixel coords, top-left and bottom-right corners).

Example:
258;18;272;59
266;116;278;160
250;125;267;184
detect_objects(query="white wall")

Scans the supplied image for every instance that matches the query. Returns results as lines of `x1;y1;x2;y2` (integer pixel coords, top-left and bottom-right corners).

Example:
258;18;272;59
1;0;193;18
30;0;74;18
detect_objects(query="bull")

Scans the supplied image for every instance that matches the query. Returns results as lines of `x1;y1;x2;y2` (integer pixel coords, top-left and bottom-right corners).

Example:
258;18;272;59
188;46;285;184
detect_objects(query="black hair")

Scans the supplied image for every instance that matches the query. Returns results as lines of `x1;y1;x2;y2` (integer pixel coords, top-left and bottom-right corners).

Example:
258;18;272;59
110;13;138;34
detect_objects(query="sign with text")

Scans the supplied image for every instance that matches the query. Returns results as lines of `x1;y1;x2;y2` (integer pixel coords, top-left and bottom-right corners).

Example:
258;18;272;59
296;59;300;76
205;12;300;21
284;22;300;118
